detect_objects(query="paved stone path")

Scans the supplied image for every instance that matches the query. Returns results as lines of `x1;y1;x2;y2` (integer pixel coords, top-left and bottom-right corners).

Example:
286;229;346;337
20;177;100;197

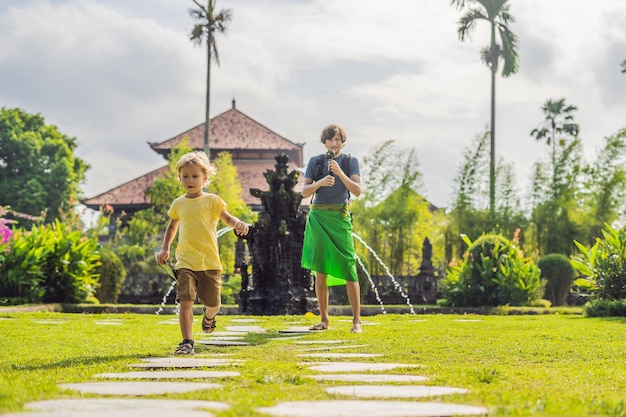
12;317;489;417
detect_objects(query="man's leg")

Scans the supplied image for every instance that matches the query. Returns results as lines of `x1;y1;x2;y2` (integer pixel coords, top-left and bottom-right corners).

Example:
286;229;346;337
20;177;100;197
346;280;362;333
311;272;329;329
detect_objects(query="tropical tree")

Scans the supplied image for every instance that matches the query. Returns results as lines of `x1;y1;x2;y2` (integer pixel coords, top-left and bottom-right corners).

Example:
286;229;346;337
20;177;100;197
529;98;582;255
0;107;89;226
450;0;519;214
445;129;527;262
578;128;626;242
530;98;580;198
351;140;446;276
208;151;256;273
189;0;233;157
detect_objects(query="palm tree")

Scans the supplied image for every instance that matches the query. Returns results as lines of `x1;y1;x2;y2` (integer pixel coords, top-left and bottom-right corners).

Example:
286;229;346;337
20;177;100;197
189;0;232;158
530;98;579;200
450;0;518;215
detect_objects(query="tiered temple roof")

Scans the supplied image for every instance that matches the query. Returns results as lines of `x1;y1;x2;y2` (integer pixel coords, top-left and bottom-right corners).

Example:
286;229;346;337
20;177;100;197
82;100;306;213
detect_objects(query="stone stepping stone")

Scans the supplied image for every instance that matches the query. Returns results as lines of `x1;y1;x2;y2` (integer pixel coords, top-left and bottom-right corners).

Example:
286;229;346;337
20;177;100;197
267;335;305;341
225;325;266;333
230;318;263;323
336;320;380;326
257;400;489;416
326;385;470;398
201;336;247;341
95;320;124;325
310;374;428;383
279;327;312;334
58;381;221;396
299;344;367;352
32;320;66;324
294;340;346;345
303;362;422;373
453;319;484;322
131;357;242;369
195;339;250;346
95;370;240;379
297;353;383;359
6;410;215;417
205;331;248;336
26;398;229;412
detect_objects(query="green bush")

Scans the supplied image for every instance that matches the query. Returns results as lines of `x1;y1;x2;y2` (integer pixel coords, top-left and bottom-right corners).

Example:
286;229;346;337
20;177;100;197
584;298;626;317
571;223;626;301
95;247;126;303
441;234;544;307
537;253;575;306
0;220;100;304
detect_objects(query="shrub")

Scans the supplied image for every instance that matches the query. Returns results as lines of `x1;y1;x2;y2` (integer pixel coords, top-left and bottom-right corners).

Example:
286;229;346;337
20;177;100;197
571;223;626;301
95;247;127;303
441;234;544;307
537;254;575;306
584;298;626;317
0;220;100;304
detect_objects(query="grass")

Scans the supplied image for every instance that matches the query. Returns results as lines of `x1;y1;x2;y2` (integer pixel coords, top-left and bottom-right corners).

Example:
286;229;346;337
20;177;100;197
0;310;625;416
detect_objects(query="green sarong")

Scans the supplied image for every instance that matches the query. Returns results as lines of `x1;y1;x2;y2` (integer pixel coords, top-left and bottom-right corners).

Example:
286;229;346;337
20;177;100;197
301;204;358;287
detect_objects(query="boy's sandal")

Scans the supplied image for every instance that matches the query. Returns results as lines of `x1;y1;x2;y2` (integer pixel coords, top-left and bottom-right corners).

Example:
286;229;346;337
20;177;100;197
351;323;362;334
309;323;328;331
202;307;217;334
175;339;194;355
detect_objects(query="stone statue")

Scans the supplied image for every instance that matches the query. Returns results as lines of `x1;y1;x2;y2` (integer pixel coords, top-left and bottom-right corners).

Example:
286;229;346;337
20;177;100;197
238;153;316;314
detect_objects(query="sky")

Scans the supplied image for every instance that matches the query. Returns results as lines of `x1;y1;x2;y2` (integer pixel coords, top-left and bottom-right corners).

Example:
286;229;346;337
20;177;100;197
0;0;625;211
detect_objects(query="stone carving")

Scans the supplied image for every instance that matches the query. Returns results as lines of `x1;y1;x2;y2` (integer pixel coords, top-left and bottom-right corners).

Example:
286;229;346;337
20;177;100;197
238;153;316;314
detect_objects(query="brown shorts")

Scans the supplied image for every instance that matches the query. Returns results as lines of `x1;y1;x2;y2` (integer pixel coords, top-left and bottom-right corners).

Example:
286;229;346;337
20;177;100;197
175;269;222;307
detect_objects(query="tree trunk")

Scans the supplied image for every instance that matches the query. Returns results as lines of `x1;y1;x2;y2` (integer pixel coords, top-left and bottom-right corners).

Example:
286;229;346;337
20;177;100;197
204;36;211;158
489;24;497;215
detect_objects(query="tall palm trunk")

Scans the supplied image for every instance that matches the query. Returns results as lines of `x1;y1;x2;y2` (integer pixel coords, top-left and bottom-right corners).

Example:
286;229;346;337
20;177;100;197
204;36;211;158
489;24;497;215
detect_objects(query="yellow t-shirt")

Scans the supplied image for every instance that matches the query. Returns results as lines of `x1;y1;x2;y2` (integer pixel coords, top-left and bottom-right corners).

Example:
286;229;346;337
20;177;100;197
168;193;226;272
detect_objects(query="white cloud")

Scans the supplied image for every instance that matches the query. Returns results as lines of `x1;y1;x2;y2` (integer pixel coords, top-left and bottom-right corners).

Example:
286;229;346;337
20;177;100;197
0;0;625;210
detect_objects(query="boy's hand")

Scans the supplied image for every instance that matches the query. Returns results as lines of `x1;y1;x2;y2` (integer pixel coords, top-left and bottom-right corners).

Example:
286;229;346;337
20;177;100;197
234;221;249;236
155;249;169;266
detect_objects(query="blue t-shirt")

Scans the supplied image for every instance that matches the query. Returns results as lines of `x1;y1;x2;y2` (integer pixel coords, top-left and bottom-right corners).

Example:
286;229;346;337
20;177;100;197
304;153;360;204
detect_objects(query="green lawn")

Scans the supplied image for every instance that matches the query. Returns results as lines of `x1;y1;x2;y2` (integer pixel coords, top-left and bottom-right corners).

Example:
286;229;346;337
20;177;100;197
0;311;624;416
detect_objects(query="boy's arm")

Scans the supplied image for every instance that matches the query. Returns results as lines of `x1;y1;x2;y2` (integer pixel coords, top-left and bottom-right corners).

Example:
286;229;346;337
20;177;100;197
220;209;249;236
155;218;179;265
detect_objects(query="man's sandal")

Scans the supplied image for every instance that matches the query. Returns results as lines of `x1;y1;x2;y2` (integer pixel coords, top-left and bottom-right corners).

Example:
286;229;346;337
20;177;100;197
175;339;194;355
309;323;328;331
202;306;217;334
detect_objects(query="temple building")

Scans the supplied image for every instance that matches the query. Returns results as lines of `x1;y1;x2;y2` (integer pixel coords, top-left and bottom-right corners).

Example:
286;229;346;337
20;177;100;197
82;100;306;228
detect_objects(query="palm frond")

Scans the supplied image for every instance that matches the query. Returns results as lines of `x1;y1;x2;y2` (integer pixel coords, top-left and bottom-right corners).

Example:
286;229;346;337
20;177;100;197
450;0;475;10
457;9;487;40
498;25;518;76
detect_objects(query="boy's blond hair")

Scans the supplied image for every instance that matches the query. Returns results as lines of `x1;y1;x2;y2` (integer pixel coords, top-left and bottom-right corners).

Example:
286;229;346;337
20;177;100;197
175;151;216;185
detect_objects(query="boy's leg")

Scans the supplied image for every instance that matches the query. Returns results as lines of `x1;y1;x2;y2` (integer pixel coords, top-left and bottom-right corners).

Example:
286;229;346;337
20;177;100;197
175;269;198;340
197;270;222;333
179;300;195;340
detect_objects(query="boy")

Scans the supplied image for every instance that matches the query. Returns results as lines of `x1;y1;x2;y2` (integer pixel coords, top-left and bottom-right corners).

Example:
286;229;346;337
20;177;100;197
156;151;249;354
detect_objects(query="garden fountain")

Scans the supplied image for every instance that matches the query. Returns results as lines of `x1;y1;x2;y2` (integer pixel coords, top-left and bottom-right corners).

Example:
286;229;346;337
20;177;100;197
238;153;317;315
